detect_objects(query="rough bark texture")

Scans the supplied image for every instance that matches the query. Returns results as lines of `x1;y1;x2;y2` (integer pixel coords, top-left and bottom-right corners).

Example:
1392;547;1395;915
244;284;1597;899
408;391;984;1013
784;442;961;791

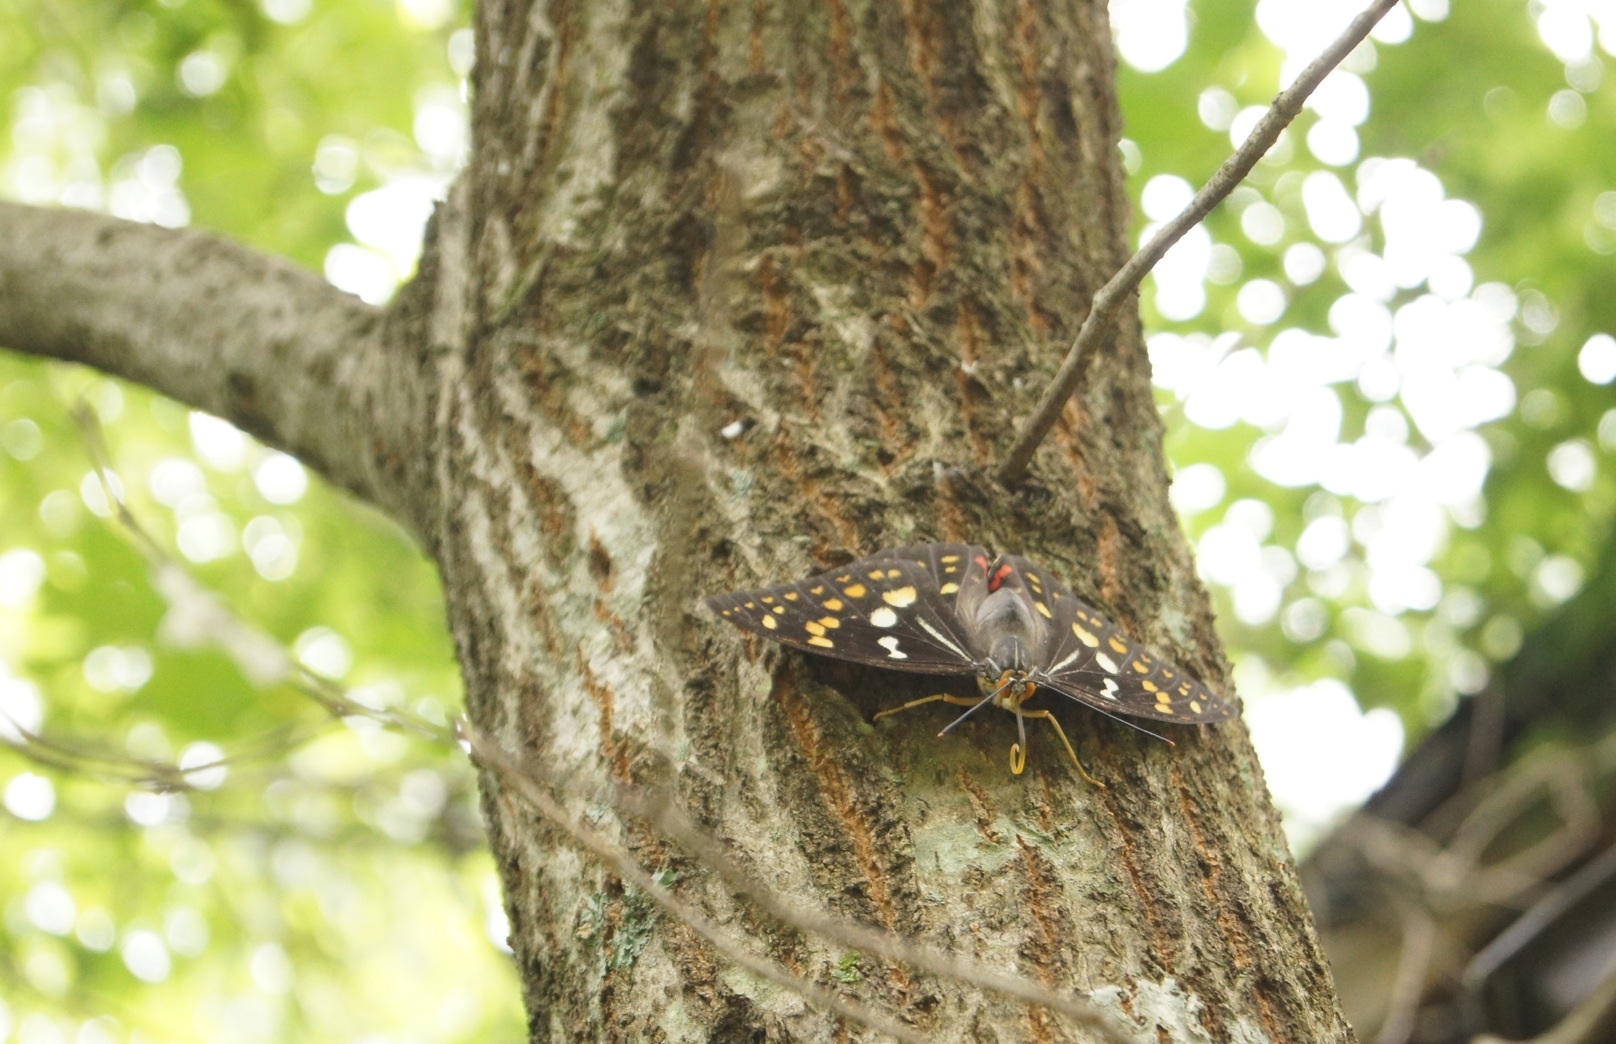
0;0;1358;1040
442;0;1351;1040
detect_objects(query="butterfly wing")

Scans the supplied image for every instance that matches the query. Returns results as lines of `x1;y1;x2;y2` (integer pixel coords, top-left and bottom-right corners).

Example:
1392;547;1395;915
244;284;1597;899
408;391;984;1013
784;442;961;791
1027;567;1236;724
704;543;989;675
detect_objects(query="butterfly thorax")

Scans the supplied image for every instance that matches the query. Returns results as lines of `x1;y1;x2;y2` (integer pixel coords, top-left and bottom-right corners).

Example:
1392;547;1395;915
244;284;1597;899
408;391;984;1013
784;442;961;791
969;587;1044;657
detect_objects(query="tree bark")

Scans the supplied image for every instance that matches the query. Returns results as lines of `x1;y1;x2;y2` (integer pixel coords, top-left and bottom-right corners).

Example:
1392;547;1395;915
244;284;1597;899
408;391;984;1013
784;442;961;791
0;0;1356;1040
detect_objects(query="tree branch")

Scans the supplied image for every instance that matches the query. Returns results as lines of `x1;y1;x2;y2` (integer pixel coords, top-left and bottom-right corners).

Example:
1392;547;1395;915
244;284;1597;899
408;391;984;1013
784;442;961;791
996;0;1403;486
0;201;433;536
464;727;929;1044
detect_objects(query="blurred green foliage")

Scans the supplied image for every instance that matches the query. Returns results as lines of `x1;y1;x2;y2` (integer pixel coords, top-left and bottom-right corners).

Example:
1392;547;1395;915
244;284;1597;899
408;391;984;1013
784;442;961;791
1;0;1614;1038
1;0;521;1040
1119;0;1616;836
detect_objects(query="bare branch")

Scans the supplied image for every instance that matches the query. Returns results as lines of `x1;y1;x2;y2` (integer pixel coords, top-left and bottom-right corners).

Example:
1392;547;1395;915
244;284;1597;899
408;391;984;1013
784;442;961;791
54;400;1140;1041
463;727;928;1044
1376;898;1438;1044
1471;956;1616;1044
996;0;1403;486
0;202;432;535
609;782;1140;1043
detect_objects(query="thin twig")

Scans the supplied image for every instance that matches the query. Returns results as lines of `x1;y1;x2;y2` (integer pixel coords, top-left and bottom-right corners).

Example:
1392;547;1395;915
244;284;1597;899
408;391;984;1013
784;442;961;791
462;726;927;1044
610;782;1138;1043
0;707;321;790
1463;842;1616;993
1377;898;1438;1044
1472;954;1616;1044
63;402;1125;1041
63;402;459;760
996;0;1403;486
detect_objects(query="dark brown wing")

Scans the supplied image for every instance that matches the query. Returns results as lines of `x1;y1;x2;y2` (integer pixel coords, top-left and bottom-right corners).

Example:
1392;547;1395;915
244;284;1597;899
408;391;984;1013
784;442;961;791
1026;566;1236;725
704;543;989;675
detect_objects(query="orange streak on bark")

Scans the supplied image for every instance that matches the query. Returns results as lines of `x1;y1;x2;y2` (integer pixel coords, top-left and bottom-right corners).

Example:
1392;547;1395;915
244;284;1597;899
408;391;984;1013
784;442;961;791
871;80;906;163
1097;514;1126;615
1172;763;1285;1043
956;766;1005;844
1016;836;1062;1044
1097;783;1180;971
747;0;766;76
955;303;990;466
911;164;949;309
773;673;916;993
577;647;631;782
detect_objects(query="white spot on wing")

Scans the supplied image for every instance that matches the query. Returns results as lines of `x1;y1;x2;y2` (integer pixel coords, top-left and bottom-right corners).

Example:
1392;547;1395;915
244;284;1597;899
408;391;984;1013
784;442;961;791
1049;649;1082;673
1101;678;1120;700
869;606;899;628
1095;651;1120;674
915;616;971;660
878;636;907;659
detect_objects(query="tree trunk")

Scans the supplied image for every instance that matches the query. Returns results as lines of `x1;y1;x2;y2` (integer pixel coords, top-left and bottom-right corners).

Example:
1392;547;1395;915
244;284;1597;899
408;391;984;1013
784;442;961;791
444;1;1351;1039
0;0;1356;1040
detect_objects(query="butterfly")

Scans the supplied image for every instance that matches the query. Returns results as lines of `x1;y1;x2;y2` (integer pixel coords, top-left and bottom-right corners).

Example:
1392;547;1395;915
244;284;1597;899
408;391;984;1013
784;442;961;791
705;543;1235;782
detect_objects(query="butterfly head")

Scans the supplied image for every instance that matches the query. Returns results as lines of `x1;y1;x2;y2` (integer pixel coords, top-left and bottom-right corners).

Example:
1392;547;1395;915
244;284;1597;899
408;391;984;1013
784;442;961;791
977;667;1037;710
977;624;1037;703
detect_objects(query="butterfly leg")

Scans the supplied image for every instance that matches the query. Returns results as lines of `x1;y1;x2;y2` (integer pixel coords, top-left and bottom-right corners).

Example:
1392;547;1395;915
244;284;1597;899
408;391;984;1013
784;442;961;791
872;693;981;724
1017;708;1106;788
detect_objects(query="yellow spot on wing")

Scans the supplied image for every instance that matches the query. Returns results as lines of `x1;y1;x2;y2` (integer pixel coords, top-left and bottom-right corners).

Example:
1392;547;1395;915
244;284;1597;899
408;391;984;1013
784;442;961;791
1142;680;1159;693
940;554;960;563
762;615;777;630
761;596;775;603
939;582;959;595
771;605;786;614
817;616;841;629
1155;702;1174;715
1073;624;1098;647
809;585;825;595
784;592;799;601
843;583;867;598
805;622;826;637
809;636;834;648
882;585;918;607
1035;601;1052;618
1109;636;1128;654
1189;700;1203;715
822;598;844;611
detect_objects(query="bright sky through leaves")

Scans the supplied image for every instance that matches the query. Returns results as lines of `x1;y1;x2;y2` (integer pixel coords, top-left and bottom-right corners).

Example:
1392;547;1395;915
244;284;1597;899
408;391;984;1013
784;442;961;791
1114;0;1616;843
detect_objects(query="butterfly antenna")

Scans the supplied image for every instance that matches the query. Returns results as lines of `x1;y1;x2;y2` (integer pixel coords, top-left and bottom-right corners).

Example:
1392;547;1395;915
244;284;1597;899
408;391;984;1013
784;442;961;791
1033;674;1175;746
937;677;1013;737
